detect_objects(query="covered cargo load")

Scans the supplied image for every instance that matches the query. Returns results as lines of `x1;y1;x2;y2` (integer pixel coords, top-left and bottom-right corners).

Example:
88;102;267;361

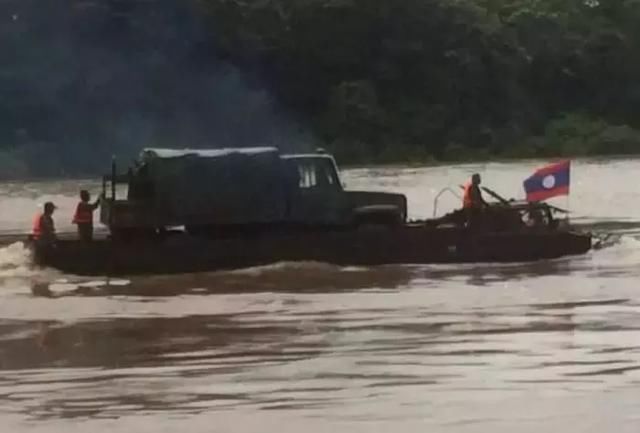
134;147;287;226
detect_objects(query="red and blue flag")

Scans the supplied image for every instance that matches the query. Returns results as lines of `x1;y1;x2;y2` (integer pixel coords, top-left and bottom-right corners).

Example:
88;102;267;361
523;160;570;202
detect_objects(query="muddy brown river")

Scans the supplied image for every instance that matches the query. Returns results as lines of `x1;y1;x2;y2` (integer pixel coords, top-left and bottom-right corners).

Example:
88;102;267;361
0;158;639;432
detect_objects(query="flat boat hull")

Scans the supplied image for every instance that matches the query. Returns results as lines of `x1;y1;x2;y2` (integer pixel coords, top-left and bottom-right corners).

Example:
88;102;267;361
28;226;592;276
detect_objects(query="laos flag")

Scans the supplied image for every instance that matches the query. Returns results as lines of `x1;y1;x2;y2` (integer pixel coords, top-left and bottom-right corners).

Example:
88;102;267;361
523;160;570;202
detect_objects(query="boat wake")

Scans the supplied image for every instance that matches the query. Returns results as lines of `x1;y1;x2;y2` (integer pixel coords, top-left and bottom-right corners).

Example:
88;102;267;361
591;234;640;259
562;233;640;280
22;260;413;298
0;242;34;279
586;217;640;253
0;242;63;294
592;232;621;250
577;217;640;251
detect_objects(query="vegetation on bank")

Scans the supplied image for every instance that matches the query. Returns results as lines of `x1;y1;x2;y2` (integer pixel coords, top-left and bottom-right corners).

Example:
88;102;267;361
196;0;640;164
3;0;640;177
331;112;640;165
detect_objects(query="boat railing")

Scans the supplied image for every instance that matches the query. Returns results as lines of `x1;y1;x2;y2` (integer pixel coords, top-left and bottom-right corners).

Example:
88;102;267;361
433;187;461;218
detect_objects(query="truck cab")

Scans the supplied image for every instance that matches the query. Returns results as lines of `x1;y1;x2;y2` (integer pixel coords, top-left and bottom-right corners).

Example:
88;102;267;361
100;148;407;238
281;153;407;227
281;153;349;225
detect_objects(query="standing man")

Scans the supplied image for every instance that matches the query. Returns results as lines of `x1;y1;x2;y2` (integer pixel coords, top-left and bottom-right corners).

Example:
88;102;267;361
72;190;101;241
462;173;488;228
462;173;488;209
32;202;57;246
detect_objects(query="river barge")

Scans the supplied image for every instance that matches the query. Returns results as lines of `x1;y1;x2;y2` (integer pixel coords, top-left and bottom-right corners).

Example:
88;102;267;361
24;147;592;275
27;207;592;277
28;225;591;276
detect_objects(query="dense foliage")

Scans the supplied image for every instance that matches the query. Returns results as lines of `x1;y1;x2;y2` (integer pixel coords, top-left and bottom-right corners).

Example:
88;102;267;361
197;0;640;163
2;0;640;177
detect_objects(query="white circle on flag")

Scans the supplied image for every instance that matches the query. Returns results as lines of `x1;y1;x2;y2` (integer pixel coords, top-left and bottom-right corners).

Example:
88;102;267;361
542;174;556;189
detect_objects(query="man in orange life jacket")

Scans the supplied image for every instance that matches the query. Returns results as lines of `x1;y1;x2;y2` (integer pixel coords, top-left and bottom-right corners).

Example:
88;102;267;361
32;202;57;246
73;190;101;241
462;173;488;227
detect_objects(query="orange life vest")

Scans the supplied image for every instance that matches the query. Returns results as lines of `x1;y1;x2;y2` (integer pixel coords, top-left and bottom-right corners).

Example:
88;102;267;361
32;213;43;239
462;181;473;208
73;202;93;224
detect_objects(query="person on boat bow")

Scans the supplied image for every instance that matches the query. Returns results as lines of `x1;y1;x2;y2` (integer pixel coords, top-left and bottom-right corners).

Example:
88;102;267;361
32;202;57;246
73;190;102;241
462;173;488;209
462;173;488;227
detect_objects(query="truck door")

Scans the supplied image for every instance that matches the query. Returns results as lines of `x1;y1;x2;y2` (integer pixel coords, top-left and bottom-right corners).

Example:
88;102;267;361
286;157;349;226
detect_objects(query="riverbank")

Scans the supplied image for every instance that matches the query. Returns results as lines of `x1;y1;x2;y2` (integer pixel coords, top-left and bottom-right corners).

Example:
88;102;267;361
3;150;640;183
333;112;640;168
339;152;640;171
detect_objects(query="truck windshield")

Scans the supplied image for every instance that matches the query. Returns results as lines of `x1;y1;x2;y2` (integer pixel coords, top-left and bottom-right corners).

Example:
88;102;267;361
295;158;340;190
127;163;154;200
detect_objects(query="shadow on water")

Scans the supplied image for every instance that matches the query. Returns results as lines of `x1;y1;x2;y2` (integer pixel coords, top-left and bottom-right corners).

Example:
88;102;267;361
27;259;582;298
24;251;622;297
28;262;416;298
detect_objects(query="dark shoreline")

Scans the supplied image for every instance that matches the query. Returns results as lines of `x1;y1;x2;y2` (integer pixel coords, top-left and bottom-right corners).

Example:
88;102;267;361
333;153;640;170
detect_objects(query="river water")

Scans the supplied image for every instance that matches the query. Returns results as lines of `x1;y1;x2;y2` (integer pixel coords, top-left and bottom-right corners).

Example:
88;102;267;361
0;158;639;432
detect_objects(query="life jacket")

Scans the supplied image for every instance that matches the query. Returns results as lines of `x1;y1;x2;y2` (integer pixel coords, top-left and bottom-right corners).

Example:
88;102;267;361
462;181;474;208
73;202;93;224
32;213;43;239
